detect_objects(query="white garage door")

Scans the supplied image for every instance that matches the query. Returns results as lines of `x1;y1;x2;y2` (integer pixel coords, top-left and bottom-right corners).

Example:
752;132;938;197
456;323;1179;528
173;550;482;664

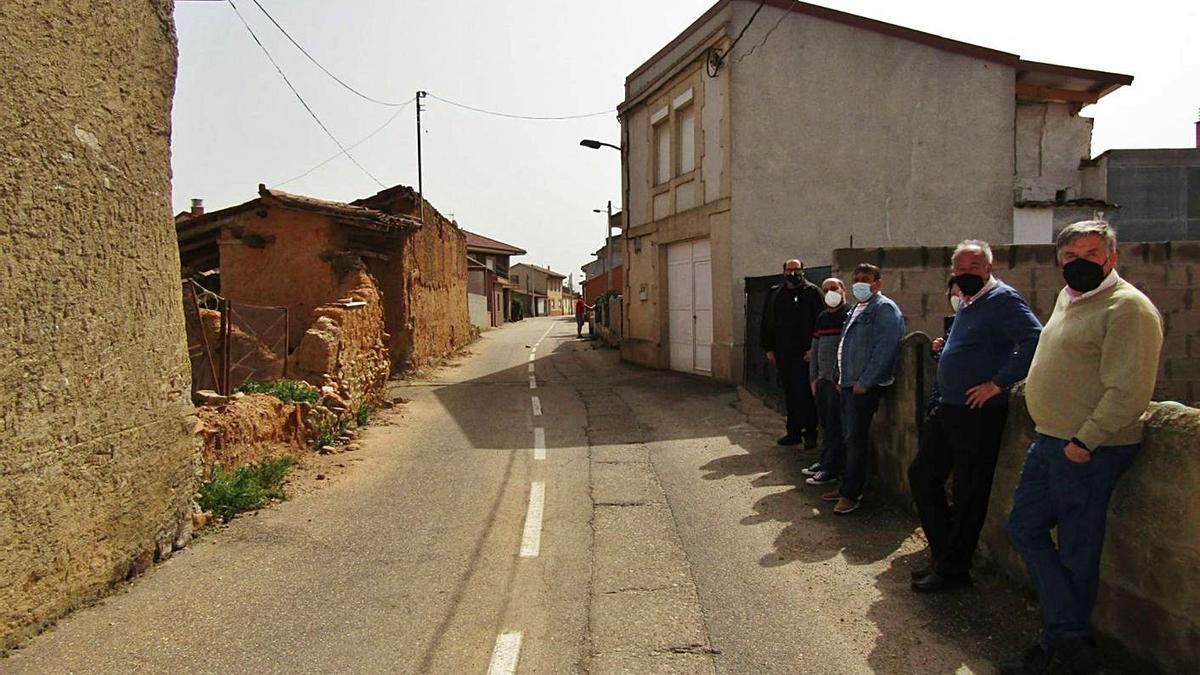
667;239;713;375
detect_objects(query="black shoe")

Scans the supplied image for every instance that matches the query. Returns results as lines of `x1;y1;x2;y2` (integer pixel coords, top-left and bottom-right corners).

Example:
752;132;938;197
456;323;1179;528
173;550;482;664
1000;643;1051;675
777;435;801;446
910;571;972;594
910;567;932;581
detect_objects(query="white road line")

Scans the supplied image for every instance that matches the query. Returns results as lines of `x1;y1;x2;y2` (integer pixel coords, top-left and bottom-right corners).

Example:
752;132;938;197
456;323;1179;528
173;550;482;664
529;375;537;389
533;427;545;460
528;352;535;361
487;631;523;675
527;363;534;373
520;482;545;557
531;396;542;416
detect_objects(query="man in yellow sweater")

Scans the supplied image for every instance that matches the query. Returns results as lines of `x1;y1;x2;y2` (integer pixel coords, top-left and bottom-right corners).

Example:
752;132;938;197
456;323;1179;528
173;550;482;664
1002;221;1163;675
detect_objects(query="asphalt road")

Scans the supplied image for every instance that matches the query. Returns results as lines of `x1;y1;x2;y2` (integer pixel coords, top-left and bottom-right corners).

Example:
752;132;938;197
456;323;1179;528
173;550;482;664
5;316;1043;674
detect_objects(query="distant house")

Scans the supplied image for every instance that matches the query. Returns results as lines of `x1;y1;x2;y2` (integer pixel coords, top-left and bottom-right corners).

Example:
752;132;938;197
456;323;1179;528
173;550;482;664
510;263;568;317
176;183;470;371
462;230;526;329
581;234;624;306
618;0;1131;382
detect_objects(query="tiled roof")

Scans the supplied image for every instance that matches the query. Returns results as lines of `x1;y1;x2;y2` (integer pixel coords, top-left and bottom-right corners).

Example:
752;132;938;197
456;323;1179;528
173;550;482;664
462;230;527;256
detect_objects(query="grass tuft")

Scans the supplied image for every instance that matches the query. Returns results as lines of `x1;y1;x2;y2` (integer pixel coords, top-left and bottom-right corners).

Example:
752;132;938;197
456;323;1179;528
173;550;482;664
238;379;321;404
198;457;296;523
355;405;372;427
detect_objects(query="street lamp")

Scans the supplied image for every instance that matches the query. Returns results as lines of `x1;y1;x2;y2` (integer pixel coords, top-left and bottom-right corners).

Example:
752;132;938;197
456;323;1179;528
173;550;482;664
593;203;615;294
579;139;621;151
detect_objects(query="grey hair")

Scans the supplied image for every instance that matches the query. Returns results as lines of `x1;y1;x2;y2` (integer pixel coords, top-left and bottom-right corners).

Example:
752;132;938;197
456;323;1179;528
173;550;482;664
952;239;993;265
1056;220;1117;256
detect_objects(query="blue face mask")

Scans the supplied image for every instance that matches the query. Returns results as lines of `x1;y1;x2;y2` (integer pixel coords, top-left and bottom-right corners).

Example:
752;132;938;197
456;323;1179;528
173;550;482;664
852;282;873;302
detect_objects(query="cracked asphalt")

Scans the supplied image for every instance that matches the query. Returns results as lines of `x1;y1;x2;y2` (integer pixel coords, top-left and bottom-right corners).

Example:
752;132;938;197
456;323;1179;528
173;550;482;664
4;316;1047;674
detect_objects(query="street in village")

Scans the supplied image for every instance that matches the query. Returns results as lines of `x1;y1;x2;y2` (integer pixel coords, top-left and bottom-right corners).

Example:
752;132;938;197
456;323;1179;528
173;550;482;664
6;317;1045;674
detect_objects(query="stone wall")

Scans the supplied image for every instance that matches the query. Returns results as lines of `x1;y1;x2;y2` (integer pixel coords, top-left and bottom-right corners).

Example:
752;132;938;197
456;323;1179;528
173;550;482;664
290;269;390;412
195;394;306;470
834;242;1200;403
0;0;197;650
865;335;1199;672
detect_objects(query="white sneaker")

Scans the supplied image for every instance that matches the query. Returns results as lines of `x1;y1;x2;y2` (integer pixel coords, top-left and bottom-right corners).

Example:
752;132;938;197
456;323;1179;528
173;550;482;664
805;471;838;486
800;462;821;477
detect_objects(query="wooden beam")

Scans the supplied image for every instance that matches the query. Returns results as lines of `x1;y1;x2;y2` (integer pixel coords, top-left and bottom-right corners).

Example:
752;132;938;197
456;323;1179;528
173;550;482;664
1015;83;1099;105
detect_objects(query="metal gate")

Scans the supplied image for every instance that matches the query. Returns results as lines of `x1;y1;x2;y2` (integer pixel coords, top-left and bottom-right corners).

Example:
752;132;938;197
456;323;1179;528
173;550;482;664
743;266;831;411
181;280;289;395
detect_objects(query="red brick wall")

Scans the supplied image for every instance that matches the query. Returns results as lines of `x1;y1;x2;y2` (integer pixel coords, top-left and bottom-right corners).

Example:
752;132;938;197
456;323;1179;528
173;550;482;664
833;242;1198;403
583;266;624;305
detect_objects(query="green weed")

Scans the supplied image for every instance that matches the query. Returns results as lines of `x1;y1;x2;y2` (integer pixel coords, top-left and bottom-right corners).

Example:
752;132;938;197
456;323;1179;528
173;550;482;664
238;379;321;404
355;405;372;427
197;457;295;523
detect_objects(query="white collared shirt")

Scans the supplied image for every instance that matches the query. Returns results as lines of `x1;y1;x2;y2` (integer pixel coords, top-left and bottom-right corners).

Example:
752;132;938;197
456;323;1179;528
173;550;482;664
1066;269;1120;304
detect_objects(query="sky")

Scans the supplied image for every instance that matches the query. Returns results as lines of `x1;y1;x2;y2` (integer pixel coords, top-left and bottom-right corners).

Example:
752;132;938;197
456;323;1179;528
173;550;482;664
172;0;1199;282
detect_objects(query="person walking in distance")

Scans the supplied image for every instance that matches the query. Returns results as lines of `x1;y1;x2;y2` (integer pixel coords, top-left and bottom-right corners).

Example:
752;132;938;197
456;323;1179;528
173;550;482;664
1001;221;1162;674
908;240;1042;593
802;278;850;486
761;259;825;449
824;263;904;514
574;296;593;339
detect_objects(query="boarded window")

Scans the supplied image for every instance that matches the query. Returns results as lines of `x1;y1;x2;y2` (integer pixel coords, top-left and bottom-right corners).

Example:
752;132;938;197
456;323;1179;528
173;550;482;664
677;104;695;175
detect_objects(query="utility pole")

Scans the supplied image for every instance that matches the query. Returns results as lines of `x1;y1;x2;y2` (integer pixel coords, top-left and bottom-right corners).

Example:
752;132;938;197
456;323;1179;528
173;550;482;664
416;90;428;224
605;199;613;294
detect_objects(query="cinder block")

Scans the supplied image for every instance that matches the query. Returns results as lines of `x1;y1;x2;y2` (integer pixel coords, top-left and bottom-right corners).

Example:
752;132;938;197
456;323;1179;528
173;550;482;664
901;268;952;293
1032;265;1065;289
879;246;926;269
1168;357;1200;381
834;247;883;273
991;245;1011;268
1169;241;1200;263
1011;245;1058;266
1118;242;1148;264
886;291;925;317
1122;265;1170;287
1167;266;1193;287
1163;310;1200;336
1159;334;1189;361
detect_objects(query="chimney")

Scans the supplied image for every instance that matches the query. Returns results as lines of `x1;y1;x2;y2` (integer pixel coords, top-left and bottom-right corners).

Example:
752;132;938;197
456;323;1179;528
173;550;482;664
190;198;205;216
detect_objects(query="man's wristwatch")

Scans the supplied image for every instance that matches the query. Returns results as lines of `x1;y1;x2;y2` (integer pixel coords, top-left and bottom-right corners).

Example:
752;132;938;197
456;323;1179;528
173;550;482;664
1070;437;1093;455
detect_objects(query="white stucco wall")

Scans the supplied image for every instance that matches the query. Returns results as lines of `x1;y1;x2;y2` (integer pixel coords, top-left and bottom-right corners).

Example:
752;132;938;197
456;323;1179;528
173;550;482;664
725;2;1016;355
1015;102;1093;202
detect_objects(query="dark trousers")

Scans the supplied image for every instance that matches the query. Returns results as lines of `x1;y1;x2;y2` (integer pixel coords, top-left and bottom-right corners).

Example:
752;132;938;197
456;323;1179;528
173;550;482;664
839;386;883;499
778;355;818;439
908;403;1008;577
814;379;844;473
1007;434;1138;643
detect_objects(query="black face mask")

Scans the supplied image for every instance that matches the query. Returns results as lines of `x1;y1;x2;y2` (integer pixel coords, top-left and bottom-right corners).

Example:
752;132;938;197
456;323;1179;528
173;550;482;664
951;273;985;297
784;272;804;288
1062;257;1108;293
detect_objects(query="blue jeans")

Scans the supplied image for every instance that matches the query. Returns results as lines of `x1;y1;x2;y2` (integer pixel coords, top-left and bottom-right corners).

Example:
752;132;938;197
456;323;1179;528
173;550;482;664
1007;434;1138;643
839;386;883;499
814;379;844;473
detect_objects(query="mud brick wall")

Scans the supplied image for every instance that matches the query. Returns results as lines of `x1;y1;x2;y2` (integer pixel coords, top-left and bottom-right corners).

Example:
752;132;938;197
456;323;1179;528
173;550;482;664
291;269;391;411
834;242;1200;403
398;210;471;368
866;335;1199;673
0;1;197;650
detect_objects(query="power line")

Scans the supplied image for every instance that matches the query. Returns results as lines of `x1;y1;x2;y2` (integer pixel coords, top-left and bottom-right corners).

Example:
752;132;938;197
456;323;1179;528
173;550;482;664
248;0;409;107
276;97;415;187
225;0;385;188
426;93;613;121
706;0;767;75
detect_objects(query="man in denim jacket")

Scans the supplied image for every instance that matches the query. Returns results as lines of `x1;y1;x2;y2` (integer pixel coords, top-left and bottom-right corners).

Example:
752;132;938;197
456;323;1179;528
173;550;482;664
827;263;905;514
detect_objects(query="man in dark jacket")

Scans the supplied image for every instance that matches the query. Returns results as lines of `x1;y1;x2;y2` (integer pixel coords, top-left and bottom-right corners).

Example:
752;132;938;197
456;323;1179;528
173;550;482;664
761;259;825;448
908;240;1042;593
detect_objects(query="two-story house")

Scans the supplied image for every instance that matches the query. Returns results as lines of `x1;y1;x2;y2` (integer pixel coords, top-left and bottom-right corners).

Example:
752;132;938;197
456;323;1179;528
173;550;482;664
510;263;567;317
618;0;1130;383
463;230;526;328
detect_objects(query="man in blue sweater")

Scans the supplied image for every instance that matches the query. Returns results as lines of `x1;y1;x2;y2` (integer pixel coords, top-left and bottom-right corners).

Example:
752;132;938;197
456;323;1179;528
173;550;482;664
908;240;1042;593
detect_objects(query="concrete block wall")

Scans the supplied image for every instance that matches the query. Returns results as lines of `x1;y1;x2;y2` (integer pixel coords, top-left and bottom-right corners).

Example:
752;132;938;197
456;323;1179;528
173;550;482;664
834;242;1200;403
866;335;1199;673
1;0;197;650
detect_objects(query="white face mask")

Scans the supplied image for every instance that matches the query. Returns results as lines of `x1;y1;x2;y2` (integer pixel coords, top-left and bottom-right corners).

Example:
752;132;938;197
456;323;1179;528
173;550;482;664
824;290;843;308
851;282;873;302
950;295;963;313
